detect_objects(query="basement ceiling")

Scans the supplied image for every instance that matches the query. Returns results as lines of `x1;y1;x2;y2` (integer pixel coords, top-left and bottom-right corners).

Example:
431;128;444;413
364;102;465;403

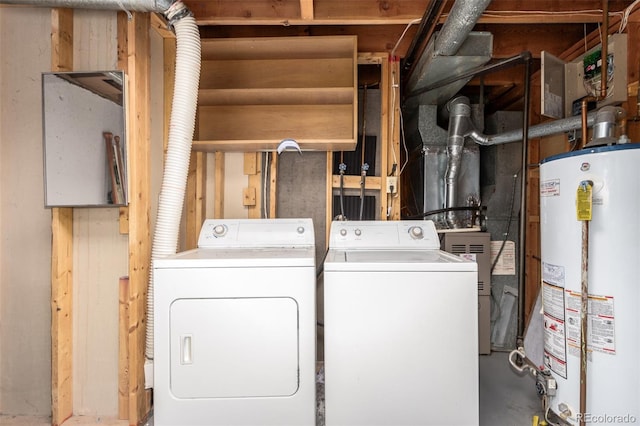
181;0;637;113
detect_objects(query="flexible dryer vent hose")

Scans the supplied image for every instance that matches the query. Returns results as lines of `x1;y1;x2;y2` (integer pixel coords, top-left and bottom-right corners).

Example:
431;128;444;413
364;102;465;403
145;1;201;359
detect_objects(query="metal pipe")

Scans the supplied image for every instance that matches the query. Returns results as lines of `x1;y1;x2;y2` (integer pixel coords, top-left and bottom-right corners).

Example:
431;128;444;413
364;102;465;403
402;0;447;83
0;0;173;11
517;54;531;342
405;52;532;102
601;0;609;100
434;0;492;56
444;96;471;227
467;112;597;146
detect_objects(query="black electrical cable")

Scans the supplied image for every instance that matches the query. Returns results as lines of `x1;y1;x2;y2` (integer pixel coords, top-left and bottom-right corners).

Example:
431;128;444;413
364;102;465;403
405;205;486;220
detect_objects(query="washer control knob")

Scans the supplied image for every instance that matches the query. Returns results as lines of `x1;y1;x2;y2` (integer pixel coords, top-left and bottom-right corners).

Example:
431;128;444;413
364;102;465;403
340;228;348;236
213;224;227;237
354;228;362;236
409;226;424;239
297;226;305;234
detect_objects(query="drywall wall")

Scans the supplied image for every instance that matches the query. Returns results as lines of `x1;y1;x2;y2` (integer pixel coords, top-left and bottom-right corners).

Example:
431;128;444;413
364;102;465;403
0;6;53;415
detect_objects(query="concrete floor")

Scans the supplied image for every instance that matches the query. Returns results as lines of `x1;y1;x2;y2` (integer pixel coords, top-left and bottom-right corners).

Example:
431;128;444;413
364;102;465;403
1;351;543;426
479;351;544;425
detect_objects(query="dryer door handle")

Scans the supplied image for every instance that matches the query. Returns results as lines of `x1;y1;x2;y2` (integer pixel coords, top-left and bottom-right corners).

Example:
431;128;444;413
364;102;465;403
181;335;193;365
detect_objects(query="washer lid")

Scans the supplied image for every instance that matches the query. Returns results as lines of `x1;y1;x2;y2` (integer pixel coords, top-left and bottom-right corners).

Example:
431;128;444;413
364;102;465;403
324;248;477;272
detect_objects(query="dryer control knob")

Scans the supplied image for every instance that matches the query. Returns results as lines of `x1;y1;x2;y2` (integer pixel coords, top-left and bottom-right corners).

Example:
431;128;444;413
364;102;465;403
409;226;424;239
297;226;305;234
340;228;348;236
354;229;362;236
213;224;227;237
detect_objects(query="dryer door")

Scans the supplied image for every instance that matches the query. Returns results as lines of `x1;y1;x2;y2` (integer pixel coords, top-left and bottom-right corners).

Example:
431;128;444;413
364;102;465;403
169;297;299;398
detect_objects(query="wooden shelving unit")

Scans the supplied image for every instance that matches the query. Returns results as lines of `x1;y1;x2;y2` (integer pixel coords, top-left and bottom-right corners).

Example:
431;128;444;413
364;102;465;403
193;36;358;152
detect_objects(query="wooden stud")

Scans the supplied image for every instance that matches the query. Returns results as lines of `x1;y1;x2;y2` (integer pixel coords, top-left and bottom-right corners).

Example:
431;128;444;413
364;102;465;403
325;151;333;246
299;0;314;20
117;13;130;235
51;207;73;426
243;152;258;175
214;152;225;219
118;277;130;420
125;12;152;424
51;8;73;426
243;187;257;206
269;152;278;218
186;152;207;249
379;52;390;220
387;55;402;221
247;154;262;218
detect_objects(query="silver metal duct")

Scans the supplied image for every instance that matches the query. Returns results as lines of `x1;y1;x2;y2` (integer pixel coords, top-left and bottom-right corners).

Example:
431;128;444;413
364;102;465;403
404;0;493;108
444;97;473;226
435;0;493;56
0;0;173;12
447;96;598;146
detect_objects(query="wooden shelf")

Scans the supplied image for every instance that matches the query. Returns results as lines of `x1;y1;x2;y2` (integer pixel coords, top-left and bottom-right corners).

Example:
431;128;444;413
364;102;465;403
196;36;358;152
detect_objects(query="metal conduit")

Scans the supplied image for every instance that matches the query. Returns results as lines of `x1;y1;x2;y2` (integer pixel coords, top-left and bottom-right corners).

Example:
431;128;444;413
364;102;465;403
434;0;493;56
0;0;172;11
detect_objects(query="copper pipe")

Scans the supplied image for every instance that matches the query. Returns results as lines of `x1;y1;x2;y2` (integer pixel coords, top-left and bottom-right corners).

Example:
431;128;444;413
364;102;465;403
579;218;590;426
580;98;594;150
600;0;609;99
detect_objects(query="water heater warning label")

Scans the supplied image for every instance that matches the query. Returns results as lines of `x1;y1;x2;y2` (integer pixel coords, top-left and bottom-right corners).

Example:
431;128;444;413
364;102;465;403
540;179;561;197
543;282;567;378
565;291;616;356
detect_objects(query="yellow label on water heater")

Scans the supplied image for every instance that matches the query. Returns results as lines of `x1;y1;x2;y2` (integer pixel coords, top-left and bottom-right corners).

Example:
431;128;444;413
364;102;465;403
576;182;593;221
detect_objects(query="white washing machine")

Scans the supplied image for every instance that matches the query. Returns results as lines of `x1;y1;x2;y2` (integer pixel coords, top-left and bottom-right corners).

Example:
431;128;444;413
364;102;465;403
323;220;479;426
153;218;316;426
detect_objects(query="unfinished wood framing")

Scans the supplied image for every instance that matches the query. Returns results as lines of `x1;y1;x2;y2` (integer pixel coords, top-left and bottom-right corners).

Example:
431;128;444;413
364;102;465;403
118;277;130;420
214;152;225;218
325;52;398;237
50;8;73;426
386;56;401;221
124;12;152;425
245;153;262;218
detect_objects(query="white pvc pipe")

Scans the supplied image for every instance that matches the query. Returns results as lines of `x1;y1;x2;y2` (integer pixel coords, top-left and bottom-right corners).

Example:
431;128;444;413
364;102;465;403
145;2;201;359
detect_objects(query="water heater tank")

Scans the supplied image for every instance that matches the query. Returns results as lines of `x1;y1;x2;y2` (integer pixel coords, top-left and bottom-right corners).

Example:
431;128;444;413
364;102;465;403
539;144;640;425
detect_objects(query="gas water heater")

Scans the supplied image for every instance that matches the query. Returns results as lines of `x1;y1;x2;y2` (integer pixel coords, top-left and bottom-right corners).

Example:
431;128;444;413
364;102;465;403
539;143;640;425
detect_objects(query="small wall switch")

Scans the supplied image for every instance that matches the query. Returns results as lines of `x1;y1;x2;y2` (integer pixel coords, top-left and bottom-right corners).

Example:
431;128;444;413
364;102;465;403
386;176;398;194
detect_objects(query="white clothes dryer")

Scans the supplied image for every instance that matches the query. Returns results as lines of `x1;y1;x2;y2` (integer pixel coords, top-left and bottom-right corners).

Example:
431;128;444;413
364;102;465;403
153;218;316;426
323;220;478;426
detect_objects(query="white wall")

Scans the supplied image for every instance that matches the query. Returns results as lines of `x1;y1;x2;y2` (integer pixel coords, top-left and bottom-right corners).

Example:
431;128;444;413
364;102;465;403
0;6;54;415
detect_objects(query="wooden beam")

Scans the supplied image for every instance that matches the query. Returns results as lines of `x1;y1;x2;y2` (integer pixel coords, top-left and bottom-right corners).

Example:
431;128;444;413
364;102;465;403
124;11;152;425
50;8;73;426
186;0;632;26
299;0;314;20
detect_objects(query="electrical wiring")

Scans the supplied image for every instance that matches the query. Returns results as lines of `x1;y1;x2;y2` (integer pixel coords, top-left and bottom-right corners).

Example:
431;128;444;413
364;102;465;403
618;0;640;33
